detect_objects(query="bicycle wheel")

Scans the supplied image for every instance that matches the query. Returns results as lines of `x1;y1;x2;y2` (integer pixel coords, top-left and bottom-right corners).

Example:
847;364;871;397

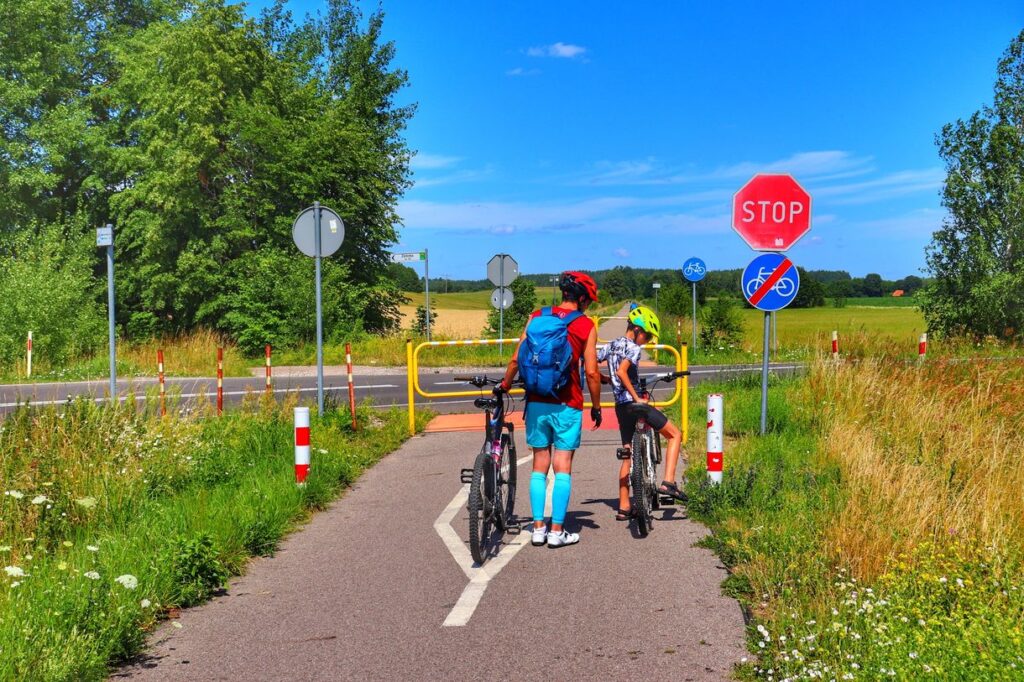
630;430;651;537
495;432;517;529
468;450;495;564
646;431;661;511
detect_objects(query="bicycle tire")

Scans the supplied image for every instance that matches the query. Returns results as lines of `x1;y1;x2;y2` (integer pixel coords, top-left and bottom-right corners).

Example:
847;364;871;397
499;433;517;527
646;431;661;511
468;450;494;564
631;430;651;537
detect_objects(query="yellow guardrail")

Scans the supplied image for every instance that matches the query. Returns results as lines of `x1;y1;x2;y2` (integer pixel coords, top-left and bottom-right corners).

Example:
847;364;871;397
405;338;689;441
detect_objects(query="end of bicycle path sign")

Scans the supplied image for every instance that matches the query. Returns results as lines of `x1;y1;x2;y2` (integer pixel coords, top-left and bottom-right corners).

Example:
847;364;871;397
742;253;801;312
682;257;706;283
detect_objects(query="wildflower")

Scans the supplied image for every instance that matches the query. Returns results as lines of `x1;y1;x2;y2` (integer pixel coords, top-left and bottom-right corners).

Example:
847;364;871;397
4;490;24;499
939;576;947;583
757;624;771;640
115;574;138;590
31;495;48;505
57;562;68;571
74;497;97;509
84;571;100;580
141;599;151;608
909;652;918;659
86;545;99;552
62;541;73;547
4;566;25;578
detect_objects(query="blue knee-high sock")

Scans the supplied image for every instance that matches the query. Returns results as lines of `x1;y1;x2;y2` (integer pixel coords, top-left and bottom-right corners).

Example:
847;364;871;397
530;471;547;523
551;473;572;526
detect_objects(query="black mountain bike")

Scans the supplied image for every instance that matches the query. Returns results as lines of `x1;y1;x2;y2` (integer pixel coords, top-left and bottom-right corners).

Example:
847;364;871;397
620;370;689;537
457;376;520;564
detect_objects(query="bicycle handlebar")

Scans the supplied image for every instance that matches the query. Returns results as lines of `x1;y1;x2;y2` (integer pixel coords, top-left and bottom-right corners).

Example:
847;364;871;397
453;375;524;390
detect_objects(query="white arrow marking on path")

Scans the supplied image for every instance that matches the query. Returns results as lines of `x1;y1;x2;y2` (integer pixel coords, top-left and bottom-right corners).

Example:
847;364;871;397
435;455;552;627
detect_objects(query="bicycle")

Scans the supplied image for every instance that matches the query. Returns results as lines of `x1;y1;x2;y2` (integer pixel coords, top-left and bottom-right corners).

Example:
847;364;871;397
456;376;521;564
684;261;706;277
744;266;795;298
616;370;690;537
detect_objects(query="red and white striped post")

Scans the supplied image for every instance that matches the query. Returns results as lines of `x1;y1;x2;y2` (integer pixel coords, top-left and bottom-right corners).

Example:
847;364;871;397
294;407;310;485
265;344;272;396
345;342;357;431
26;331;32;378
216;347;224;416
918;332;927;361
831;330;839;360
706;394;723;485
157;349;166;417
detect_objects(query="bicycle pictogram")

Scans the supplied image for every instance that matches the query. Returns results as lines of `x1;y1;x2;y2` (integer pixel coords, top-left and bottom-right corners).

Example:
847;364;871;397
744;267;796;298
684;261;705;277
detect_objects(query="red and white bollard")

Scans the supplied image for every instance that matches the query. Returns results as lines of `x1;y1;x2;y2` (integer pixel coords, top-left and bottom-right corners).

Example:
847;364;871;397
294;406;310;485
26;331;32;378
216;347;224;416
157;349;166;417
345;342;357;431
265;344;272;395
831;330;838;360
918;333;927;361
706;394;723;485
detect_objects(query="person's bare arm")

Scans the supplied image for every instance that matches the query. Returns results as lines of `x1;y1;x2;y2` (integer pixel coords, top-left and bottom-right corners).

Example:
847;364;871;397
583;326;602;408
616;358;645;403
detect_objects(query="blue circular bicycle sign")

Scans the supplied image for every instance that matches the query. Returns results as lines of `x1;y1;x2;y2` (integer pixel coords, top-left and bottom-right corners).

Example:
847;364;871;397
682;257;706;282
742;253;800;312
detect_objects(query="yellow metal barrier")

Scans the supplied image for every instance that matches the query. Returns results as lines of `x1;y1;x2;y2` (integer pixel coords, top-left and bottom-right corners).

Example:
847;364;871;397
406;338;690;437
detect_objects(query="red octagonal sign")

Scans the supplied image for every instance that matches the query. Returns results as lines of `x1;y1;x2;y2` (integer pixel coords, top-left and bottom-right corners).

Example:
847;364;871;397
732;174;812;252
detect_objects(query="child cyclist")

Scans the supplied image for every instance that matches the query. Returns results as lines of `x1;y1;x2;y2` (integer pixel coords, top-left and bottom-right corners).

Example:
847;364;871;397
598;305;687;520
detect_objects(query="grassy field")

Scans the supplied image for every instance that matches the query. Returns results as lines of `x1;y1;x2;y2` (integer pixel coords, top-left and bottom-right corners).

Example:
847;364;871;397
0;395;428;679
681;355;1024;679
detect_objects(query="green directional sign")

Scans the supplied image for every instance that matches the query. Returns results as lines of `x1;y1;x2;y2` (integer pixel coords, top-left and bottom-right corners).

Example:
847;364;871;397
391;252;426;263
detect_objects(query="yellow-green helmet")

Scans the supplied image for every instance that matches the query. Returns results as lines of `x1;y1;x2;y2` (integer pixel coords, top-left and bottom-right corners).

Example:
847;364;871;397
628;305;660;341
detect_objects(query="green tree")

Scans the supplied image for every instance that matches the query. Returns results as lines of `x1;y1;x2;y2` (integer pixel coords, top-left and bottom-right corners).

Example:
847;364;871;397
602;267;632;301
486;277;537;337
922;31;1024;339
862;273;884;297
388;263;421;291
790;268;826;308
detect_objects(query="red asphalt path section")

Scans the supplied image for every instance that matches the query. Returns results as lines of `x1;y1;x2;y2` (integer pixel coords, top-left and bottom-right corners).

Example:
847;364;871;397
113;307;747;681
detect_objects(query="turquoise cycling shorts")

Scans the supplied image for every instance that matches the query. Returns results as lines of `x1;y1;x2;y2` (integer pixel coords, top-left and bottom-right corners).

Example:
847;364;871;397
525;402;583;451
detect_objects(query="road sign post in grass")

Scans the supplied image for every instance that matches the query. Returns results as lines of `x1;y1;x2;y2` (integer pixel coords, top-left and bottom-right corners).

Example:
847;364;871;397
97;224;116;399
293;202;345;416
488;254;518;354
682;257;706;350
391;250;430;340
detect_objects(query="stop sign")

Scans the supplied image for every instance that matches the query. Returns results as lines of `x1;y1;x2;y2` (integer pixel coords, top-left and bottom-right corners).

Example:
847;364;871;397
732;174;812;251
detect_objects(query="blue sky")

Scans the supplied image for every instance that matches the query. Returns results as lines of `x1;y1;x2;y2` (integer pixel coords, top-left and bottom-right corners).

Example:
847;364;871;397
252;1;1021;280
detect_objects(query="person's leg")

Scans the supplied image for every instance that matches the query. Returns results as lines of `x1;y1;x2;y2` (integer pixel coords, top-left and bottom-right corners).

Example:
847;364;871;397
618;456;631;514
549;449;575;534
547;406;582;546
615;403;637;516
530;446;552;530
659;420;683;483
524;402;555;533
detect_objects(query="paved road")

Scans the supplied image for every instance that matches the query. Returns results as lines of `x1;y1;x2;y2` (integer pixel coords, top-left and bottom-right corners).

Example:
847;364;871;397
114;429;748;681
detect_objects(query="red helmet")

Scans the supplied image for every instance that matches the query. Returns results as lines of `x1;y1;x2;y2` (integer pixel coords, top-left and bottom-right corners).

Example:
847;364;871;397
560;271;599;303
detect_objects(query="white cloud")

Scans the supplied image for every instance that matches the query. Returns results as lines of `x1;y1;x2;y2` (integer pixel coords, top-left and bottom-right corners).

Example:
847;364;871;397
411;153;462;170
506;67;541;77
839;208;946;235
526;42;587;59
810;169;944;205
614;247;630;258
412;166;494;189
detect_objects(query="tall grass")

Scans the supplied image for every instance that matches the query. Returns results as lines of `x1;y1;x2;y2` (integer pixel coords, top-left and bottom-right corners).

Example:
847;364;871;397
0;397;427;679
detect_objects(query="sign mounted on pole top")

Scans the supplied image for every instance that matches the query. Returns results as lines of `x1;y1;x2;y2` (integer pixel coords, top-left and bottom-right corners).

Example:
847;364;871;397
292;206;345;258
742;253;800;312
682;257;706;283
732;174;812;251
487;254;518;287
490;287;514;310
391;251;426;263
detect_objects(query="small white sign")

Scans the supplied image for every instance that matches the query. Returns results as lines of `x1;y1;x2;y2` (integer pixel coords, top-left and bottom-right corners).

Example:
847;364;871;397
652;282;661;289
391;252;425;263
96;226;113;247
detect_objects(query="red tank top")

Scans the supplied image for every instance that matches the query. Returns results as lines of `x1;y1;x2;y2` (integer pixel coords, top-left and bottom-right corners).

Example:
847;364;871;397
525;306;594;411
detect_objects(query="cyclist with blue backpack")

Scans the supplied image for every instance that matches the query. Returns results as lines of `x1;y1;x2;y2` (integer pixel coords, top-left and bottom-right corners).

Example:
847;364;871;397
497;271;603;548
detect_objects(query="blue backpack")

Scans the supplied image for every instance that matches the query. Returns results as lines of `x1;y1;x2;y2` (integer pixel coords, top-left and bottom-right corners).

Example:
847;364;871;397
517;307;583;399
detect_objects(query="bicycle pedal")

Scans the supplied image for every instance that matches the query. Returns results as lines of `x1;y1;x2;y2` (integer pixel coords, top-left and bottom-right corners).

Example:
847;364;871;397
459;468;474;484
615;448;631;460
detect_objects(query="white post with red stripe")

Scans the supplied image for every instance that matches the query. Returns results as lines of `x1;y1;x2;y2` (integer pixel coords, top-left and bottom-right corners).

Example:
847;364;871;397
26;331;32;378
918;333;927;361
157;349;166;417
345;342;357;431
294;407;310;485
706;394;723;485
265;344;272;395
831;330;838;360
216;347;224;416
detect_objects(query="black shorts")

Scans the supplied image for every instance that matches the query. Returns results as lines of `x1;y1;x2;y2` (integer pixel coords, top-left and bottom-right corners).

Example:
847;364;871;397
614;401;669;446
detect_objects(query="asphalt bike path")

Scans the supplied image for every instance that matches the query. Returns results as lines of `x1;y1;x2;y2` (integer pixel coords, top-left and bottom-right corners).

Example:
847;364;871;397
114;307;747;680
115;428;746;681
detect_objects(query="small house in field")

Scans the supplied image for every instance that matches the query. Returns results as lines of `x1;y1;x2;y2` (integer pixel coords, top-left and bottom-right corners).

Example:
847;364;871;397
892;289;905;297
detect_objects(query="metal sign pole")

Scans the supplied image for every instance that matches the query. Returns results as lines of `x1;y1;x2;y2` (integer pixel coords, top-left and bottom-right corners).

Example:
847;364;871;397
499;255;505;355
692;282;697;350
772;311;778;353
314;201;324;417
106;224;116;399
424;248;431;342
760;311;770;435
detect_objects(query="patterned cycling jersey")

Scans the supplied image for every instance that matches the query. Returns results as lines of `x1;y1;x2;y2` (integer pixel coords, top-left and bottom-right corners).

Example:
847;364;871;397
597;336;642;404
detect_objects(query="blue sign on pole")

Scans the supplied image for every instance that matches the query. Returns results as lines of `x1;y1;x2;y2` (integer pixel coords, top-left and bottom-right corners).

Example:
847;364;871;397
742;253;800;312
682;257;706;283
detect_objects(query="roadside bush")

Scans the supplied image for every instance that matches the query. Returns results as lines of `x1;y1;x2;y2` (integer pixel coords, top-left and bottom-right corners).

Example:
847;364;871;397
698;296;744;348
165;533;229;607
0;221;106;373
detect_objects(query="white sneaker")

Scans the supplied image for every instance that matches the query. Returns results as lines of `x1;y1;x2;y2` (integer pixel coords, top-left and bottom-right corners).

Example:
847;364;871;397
546;529;580;548
531;525;548;546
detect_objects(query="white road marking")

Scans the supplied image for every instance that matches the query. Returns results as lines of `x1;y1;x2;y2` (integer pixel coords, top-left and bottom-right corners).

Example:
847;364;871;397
437;454;550;627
